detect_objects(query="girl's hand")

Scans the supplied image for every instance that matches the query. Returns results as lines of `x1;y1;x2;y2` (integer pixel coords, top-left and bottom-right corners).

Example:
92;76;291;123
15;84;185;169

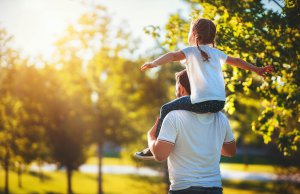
140;62;157;71
255;65;274;78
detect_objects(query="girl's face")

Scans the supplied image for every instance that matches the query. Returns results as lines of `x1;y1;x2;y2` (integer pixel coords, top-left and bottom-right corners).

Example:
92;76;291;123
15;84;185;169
188;23;196;46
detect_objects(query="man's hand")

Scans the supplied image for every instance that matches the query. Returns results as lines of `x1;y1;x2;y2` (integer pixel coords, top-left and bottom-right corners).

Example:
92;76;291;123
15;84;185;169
141;62;157;71
147;117;159;139
254;65;274;78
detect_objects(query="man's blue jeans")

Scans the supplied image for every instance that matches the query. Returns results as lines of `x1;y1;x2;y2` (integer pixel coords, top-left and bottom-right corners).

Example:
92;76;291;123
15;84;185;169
169;186;223;194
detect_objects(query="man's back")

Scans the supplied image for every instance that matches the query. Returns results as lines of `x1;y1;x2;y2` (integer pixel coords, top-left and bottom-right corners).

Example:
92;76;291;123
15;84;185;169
158;110;234;191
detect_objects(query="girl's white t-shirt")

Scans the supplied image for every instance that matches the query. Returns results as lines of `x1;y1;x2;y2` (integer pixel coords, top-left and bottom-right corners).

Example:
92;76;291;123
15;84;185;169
181;45;228;104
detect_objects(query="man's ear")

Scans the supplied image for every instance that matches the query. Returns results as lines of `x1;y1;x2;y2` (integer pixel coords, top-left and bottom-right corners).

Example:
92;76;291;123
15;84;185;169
179;87;186;96
180;85;189;96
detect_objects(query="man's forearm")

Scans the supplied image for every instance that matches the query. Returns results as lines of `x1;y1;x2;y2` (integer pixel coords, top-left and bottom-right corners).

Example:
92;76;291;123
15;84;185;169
221;142;236;157
148;131;173;162
146;118;173;162
147;132;157;154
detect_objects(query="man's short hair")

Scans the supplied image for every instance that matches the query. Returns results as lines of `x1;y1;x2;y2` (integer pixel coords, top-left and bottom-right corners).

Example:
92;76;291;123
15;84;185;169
175;69;191;95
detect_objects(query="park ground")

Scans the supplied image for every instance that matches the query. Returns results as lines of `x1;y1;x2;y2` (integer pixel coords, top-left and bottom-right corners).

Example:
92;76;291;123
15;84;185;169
1;157;300;194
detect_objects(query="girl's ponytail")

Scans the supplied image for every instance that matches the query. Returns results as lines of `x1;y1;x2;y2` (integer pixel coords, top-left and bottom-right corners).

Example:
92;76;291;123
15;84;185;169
197;43;210;62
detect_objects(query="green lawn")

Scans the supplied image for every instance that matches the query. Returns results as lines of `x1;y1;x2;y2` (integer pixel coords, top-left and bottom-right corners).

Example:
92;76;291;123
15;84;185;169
1;158;299;194
222;179;300;194
220;163;276;173
0;170;166;194
86;157;135;166
1;170;300;194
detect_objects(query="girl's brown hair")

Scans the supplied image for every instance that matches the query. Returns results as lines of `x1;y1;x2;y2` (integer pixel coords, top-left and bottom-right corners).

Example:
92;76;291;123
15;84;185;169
191;18;216;62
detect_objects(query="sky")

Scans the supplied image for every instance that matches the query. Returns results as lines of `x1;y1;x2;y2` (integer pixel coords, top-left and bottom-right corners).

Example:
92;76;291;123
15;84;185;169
0;0;189;59
0;0;280;60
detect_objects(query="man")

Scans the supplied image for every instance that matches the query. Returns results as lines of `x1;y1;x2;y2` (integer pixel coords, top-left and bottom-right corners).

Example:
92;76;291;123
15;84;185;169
148;69;236;194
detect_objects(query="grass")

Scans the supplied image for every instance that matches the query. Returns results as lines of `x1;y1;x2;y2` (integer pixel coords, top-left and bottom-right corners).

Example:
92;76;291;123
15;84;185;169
1;170;300;194
220;163;276;173
0;170;166;194
86;157;135;166
1;157;299;194
222;179;300;194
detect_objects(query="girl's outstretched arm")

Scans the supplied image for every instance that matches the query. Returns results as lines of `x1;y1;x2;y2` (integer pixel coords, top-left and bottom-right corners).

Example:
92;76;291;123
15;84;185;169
226;56;274;78
141;51;186;71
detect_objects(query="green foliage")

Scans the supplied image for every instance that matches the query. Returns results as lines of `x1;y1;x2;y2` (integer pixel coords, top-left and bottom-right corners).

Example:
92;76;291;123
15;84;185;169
0;94;25;164
0;28;54;191
0;4;177;192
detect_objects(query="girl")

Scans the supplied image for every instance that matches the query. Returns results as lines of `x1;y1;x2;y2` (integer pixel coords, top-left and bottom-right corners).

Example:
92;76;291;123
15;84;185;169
135;18;273;160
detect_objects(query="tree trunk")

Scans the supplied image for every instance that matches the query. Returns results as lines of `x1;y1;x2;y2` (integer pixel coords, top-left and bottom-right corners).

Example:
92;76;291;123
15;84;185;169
243;143;249;171
17;163;23;188
38;160;44;182
4;146;10;194
66;166;73;194
97;142;103;194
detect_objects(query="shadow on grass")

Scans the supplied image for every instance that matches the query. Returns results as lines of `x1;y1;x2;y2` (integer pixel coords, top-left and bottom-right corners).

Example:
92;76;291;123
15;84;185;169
0;188;61;194
29;171;52;181
103;174;166;194
28;192;61;194
79;173;164;184
44;191;61;194
223;179;300;194
127;174;164;184
129;174;167;194
80;173;97;181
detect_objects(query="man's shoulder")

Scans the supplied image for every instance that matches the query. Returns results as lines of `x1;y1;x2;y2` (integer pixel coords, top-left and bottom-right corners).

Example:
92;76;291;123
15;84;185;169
163;111;192;126
216;112;229;124
216;111;227;120
168;110;226;116
166;110;196;118
166;111;228;124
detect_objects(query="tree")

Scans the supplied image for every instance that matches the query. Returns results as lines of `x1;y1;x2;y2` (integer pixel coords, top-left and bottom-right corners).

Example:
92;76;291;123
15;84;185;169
11;65;51;186
0;27;52;191
53;5;146;193
39;65;91;194
53;3;176;193
0;28;28;194
0;94;25;194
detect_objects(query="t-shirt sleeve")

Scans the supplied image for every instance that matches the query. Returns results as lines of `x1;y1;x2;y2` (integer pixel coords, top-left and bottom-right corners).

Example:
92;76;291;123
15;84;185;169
157;113;177;144
224;118;235;143
217;49;228;65
180;46;194;67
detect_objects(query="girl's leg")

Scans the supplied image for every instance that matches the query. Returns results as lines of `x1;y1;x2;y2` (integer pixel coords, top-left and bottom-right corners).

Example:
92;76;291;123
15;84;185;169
155;96;193;137
155;98;225;137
